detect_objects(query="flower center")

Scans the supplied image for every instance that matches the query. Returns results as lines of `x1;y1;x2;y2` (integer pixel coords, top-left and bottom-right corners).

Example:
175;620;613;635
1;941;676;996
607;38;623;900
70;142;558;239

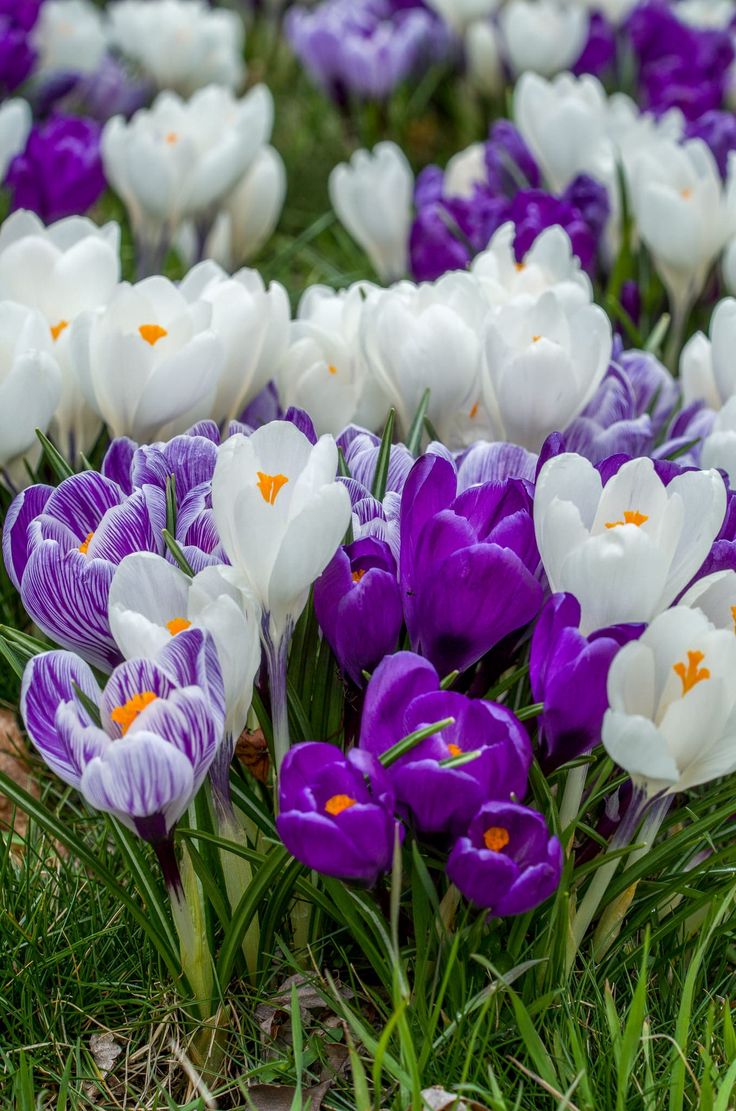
50;319;69;341
447;743;463;757
79;531;94;555
605;509;649;530
515;262;526;272
166;617;192;636
483;826;510;852
165;131;178;144
328;363;338;375
256;471;288;505
325;794;357;816
139;323;168;346
681;187;692;199
469;401;479;419
531;334;541;343
673;649;710;696
110;691;158;735
351;568;366;583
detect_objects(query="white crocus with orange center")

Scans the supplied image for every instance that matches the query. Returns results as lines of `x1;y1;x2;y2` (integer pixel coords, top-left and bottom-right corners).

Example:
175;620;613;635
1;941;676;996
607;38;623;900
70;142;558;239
472;222;592;311
70;275;224;442
534;454;727;634
212;421;351;769
603;606;736;796
31;0;107;77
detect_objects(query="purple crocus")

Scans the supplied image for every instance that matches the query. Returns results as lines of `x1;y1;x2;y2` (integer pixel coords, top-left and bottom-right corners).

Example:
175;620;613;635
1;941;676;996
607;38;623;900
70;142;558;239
685;110;736;179
508;183;603;272
102;423;220;502
399;454;543;675
20;628;226;846
530;593;643;770
277;741;399;884
0;0;40;94
3;471;167;671
314;537;403;685
5;114;106;223
447;800;562;916
360;652;532;835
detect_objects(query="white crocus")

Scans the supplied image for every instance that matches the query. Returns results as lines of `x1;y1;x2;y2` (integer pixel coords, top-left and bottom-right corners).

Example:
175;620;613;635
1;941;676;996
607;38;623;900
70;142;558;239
482;289;610;451
278;282;388;437
0;210;120;457
328;142;413;284
425;0;500;33
534;454;727;634
444;143;488;199
361;272;488;446
0;99;31;183
701;396;736;486
200;146;287;270
70;275;224;442
603;606;736;796
109;552;261;744
212;422;351;767
681;570;736;631
680;297;736;409
628;139;736;326
464;19;504;98
102;84;273;265
107;0;246;95
179;260;290;426
31;0;107;76
472;222;592;311
0;302;61;480
499;0;588;79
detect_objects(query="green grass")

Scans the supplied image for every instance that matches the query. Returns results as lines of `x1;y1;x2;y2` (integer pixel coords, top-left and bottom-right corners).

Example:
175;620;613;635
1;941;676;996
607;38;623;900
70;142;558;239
2;13;736;1111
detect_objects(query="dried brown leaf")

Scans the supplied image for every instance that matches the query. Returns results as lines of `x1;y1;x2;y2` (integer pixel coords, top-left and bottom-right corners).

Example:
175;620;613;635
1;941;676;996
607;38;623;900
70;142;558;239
89;1032;123;1076
236;727;270;784
244;1080;331;1110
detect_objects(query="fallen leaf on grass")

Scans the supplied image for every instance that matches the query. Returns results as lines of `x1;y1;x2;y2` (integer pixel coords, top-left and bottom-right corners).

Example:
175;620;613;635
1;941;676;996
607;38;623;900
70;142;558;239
244;1080;331;1110
236;727;270;784
89;1032;123;1076
417;1087;491;1111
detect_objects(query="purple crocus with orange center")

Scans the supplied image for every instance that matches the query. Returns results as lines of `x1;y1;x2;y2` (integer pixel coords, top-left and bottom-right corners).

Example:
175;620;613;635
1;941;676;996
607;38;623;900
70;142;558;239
447;801;562;916
3;470;167;671
360;652;532;835
20;627;225;854
276;741;399;884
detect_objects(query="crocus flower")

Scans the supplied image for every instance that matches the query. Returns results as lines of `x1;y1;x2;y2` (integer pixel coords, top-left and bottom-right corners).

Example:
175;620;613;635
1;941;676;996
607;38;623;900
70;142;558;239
20;627;226;843
0;98;30;179
0;301;61;481
5;115;106;225
329;143;413;284
447;801;562;915
211;421;351;767
400;454;543;675
3;470;167;671
685;110;736;179
102;424;220;503
530;593;643;769
0;208;120;459
603;605;736;797
701;397;736;487
276;741;399;884
680;296;736;410
499;0;588;78
471;222;592;311
424;0;498;34
360;651;532;835
70;275;225;442
534;454;727;634
314;537;402;686
30;0;106;78
0;17;36;94
107;0;246;96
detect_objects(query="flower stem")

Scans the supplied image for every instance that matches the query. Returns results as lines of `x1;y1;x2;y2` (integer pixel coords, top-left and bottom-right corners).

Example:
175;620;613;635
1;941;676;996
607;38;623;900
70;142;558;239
559;763;588;842
566;785;648;973
155;838;214;1018
263;623;291;777
211;785;260;980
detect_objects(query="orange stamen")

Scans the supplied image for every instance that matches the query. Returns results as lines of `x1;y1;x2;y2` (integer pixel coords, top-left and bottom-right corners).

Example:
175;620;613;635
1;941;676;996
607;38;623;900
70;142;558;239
673;650;710;696
731;605;736;633
605;510;649;530
50;319;69;341
447;743;463;757
139;323;168;346
515;262;525;272
165;131;178;144
79;531;94;555
110;691;158;735
327;363;338;376
256;471;288;505
351;569;366;584
325;794;357;816
531;334;541;343
483;826;510;852
469;402;479;419
681;187;692;199
166;617;192;636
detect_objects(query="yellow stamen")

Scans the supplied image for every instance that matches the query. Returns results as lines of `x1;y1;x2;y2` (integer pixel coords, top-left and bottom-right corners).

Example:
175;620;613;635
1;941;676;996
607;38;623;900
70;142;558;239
673;650;710;696
447;743;463;757
325;794;357;816
605;509;649;530
327;363;338;376
256;471;288;505
469;401;479;420
165;131;178;144
351;568;366;584
139;323;168;346
483;826;510;852
532;334;541;343
515;262;526;272
681;187;693;199
50;319;69;341
110;691;158;735
166;617;192;636
79;531;94;555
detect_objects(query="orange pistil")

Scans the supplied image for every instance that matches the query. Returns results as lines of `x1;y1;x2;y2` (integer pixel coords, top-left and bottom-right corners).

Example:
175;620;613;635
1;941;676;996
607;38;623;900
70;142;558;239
256;471;288;505
447;743;463;757
351;568;367;584
166;617;192;636
531;334;542;343
673;650;710;696
483;826;510;852
469;401;479;419
605;509;649;530
515;262;526;272
328;363;338;375
165;131;178;144
110;691;158;734
325;794;357;816
50;319;69;341
681;187;693;199
79;531;94;555
731;605;736;633
138;323;168;346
